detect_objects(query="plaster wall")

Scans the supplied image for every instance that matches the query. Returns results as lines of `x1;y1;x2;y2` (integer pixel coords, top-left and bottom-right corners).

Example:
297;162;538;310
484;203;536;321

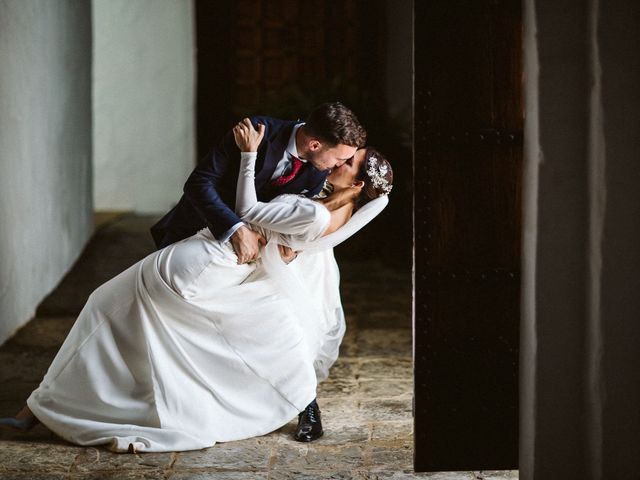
0;1;93;344
92;0;195;214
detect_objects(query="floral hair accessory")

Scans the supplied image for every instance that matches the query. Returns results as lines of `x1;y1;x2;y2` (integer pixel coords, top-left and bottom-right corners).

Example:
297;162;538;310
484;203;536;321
366;155;393;195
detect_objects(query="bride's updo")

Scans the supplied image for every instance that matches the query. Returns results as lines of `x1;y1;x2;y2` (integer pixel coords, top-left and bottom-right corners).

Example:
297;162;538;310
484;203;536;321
355;148;393;209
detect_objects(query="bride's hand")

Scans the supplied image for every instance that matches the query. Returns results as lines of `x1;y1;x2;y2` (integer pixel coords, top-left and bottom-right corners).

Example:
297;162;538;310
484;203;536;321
232;118;265;152
277;244;299;264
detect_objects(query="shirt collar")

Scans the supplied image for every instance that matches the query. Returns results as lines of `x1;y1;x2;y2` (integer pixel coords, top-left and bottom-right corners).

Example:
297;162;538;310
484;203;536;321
287;123;306;162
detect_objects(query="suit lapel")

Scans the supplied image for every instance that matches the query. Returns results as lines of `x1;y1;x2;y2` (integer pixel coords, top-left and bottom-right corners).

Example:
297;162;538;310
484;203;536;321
255;122;295;191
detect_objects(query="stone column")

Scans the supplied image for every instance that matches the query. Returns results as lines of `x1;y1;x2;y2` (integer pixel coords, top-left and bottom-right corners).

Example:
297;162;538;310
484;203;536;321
521;0;640;478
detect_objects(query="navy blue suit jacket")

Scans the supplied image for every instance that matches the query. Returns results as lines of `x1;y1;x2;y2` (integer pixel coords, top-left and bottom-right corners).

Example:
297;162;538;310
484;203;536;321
150;116;329;249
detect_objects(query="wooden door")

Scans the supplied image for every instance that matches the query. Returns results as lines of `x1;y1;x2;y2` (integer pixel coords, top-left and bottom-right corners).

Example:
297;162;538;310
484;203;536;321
414;0;523;471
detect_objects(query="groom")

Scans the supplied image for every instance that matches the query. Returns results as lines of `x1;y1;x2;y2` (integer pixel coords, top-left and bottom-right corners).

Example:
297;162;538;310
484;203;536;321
150;102;366;442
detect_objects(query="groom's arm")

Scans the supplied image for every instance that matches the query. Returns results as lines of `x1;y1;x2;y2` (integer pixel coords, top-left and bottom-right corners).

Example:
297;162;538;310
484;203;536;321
183;129;243;240
183;118;271;264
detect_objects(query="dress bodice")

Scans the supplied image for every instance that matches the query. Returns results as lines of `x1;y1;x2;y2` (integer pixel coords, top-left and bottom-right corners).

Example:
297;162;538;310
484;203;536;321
255;193;331;244
235;152;331;245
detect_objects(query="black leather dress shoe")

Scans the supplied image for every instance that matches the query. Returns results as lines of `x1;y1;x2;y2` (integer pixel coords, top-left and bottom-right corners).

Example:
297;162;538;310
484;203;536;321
294;399;323;442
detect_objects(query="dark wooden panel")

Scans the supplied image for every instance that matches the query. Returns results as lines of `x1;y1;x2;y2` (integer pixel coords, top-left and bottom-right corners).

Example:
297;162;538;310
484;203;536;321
195;0;233;158
414;0;522;471
228;0;370;116
423;141;522;268
419;1;523;132
415;274;519;467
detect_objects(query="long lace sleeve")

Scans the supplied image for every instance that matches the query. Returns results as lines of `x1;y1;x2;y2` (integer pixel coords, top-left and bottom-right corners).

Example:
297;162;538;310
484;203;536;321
235;152;329;236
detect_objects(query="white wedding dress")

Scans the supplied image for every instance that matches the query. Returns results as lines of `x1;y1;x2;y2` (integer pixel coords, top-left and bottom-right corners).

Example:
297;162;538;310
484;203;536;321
26;153;387;453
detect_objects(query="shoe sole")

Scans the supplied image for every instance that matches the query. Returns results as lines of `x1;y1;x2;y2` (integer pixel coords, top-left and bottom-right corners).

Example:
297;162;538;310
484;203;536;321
294;430;324;442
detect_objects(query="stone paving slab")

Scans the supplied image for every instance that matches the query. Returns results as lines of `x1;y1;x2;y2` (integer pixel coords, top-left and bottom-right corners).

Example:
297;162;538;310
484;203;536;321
268;471;362;480
370;421;413;442
362;473;476;480
366;440;414;471
270;441;367;471
330;356;361;376
339;326;359;357
358;397;413;423
72;448;175;473
168;472;269;480
174;436;275;470
358;379;413;398
317;378;360;397
314;397;363;426
357;357;413;380
0;440;83;474
309;423;371;446
0;473;67;480
356;328;413;357
68;471;166;480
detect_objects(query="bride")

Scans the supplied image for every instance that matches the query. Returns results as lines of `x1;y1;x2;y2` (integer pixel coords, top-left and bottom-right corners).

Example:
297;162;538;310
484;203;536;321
0;121;393;453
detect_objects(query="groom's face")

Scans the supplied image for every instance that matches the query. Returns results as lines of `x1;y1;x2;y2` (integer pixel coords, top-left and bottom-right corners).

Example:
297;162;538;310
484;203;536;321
327;148;367;188
306;142;357;172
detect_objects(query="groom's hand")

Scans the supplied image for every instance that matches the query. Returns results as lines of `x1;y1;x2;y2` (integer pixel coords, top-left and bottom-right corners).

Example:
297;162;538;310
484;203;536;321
231;226;265;264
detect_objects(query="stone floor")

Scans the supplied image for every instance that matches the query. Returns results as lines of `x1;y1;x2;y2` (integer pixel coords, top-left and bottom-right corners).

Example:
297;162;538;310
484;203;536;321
0;214;518;479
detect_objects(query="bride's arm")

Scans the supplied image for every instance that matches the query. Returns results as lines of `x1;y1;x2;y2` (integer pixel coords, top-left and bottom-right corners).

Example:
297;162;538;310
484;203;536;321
235;151;259;218
233;124;326;236
321;203;352;236
316;184;363;236
235;152;326;234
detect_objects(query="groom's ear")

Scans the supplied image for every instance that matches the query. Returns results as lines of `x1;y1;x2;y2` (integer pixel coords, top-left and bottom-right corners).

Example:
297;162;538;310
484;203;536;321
308;139;321;151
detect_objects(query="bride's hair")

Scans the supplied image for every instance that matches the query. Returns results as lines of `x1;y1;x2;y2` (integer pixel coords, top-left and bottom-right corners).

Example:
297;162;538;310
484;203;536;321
355;148;393;210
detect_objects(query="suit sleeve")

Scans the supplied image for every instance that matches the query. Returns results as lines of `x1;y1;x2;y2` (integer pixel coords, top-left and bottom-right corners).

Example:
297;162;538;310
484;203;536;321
306;175;327;198
183;129;243;240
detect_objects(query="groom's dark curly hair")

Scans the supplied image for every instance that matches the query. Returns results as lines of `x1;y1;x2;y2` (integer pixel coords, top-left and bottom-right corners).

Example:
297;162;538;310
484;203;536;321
304;102;367;148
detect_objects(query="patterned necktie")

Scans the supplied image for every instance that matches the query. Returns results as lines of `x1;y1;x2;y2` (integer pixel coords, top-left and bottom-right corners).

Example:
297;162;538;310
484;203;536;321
270;157;303;187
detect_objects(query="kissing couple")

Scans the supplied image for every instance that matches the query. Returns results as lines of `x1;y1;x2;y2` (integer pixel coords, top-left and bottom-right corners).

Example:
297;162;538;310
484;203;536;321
1;102;393;453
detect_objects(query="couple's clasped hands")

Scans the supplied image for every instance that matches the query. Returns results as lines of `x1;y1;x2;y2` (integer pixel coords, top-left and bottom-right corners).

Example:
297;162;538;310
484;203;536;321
230;118;299;265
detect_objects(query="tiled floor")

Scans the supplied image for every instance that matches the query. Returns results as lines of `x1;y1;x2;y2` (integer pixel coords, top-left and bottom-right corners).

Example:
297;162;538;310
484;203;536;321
0;214;518;479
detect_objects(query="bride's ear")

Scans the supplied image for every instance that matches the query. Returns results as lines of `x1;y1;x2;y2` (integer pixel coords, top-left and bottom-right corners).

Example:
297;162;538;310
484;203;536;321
352;180;365;188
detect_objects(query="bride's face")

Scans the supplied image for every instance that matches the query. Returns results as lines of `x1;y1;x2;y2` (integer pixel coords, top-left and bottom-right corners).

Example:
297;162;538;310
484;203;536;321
327;148;367;188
